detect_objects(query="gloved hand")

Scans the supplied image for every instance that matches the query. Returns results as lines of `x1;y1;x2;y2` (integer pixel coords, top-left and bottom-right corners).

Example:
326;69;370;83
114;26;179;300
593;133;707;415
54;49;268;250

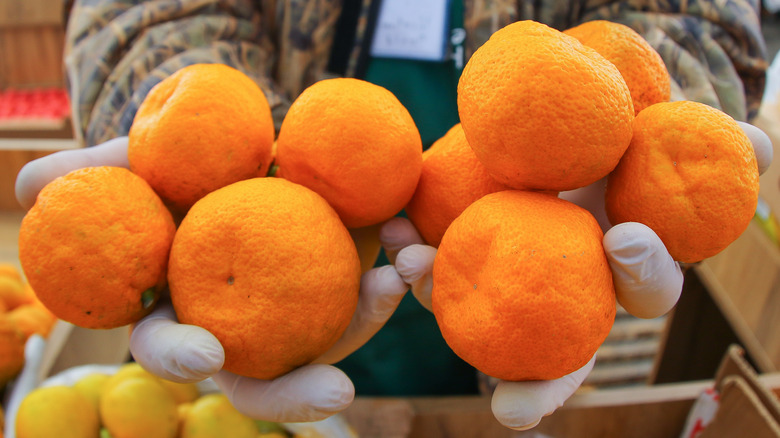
15;137;410;423
382;121;773;431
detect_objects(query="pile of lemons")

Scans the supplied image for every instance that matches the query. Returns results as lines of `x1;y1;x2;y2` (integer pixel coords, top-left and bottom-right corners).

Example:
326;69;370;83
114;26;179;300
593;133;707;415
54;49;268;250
13;363;291;438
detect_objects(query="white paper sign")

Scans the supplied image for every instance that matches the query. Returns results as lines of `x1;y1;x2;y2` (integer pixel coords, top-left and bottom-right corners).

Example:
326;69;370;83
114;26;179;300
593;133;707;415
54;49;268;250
370;0;451;61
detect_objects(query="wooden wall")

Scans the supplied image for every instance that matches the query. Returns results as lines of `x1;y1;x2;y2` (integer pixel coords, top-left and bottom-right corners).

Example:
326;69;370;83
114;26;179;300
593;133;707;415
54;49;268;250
0;0;66;89
0;0;75;213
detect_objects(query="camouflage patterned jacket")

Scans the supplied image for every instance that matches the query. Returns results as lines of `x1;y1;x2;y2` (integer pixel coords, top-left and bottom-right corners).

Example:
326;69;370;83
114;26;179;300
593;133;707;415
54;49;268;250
64;0;768;147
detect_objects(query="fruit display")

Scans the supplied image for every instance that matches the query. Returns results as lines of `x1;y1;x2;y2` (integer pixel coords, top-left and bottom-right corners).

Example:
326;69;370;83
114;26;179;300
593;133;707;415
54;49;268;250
9;363;331;438
418;20;758;381
0;264;57;388
11;16;760;427
17;63;400;380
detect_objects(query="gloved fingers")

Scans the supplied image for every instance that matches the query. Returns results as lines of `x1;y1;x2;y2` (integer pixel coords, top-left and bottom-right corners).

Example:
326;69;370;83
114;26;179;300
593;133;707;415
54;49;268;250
379;217;435;312
491;355;595;431
212;364;354;423
129;299;225;383
379;217;425;264
315;265;408;364
557;179;611;231
394;244;437;312
15;136;130;209
736;121;773;175
603;222;683;319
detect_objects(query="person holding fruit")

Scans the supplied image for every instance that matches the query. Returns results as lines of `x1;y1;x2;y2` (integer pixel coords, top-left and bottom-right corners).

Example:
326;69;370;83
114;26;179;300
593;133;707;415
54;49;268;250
14;0;774;432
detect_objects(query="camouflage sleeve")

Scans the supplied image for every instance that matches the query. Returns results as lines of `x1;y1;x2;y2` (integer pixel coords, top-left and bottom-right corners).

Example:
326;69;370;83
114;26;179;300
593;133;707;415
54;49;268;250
64;0;284;146
581;0;768;122
462;0;768;121
64;0;339;147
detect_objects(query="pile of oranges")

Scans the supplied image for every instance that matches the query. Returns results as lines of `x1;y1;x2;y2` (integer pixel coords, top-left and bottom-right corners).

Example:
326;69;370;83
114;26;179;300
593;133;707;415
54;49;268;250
16;19;759;385
18;63;423;381
411;20;758;381
0;264;56;388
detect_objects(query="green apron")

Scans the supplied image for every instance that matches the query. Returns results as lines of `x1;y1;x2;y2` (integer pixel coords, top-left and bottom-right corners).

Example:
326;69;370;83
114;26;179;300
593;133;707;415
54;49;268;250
334;0;479;396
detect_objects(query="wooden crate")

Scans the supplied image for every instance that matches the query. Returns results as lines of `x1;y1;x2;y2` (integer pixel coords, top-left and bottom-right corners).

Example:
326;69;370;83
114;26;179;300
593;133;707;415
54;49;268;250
341;345;780;437
696;221;780;373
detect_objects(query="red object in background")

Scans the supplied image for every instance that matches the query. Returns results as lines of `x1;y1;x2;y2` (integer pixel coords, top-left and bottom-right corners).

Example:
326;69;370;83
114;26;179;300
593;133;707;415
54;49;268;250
0;88;70;122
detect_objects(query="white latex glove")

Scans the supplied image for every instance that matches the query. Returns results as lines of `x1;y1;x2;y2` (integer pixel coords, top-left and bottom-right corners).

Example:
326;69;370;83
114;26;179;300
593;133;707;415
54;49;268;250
15;137;410;423
386;122;774;431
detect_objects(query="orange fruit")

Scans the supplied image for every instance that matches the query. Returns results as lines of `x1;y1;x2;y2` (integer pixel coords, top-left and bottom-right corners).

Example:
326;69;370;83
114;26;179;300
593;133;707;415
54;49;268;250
605;101;760;263
0;276;33;311
159;380;200;405
457;20;634;192
405;123;511;247
18;166;177;329
7;302;56;340
0;263;22;282
128;63;276;214
275;77;423;228
432;190;616;381
0;317;25;386
169;177;361;379
564;20;671;115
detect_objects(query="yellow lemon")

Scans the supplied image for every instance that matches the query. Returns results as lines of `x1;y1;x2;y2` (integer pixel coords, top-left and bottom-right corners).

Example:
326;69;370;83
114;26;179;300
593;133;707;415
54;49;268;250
16;385;100;438
159;380;200;405
101;363;158;396
106;362;199;405
177;402;193;437
181;393;257;438
99;376;178;438
74;373;111;411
